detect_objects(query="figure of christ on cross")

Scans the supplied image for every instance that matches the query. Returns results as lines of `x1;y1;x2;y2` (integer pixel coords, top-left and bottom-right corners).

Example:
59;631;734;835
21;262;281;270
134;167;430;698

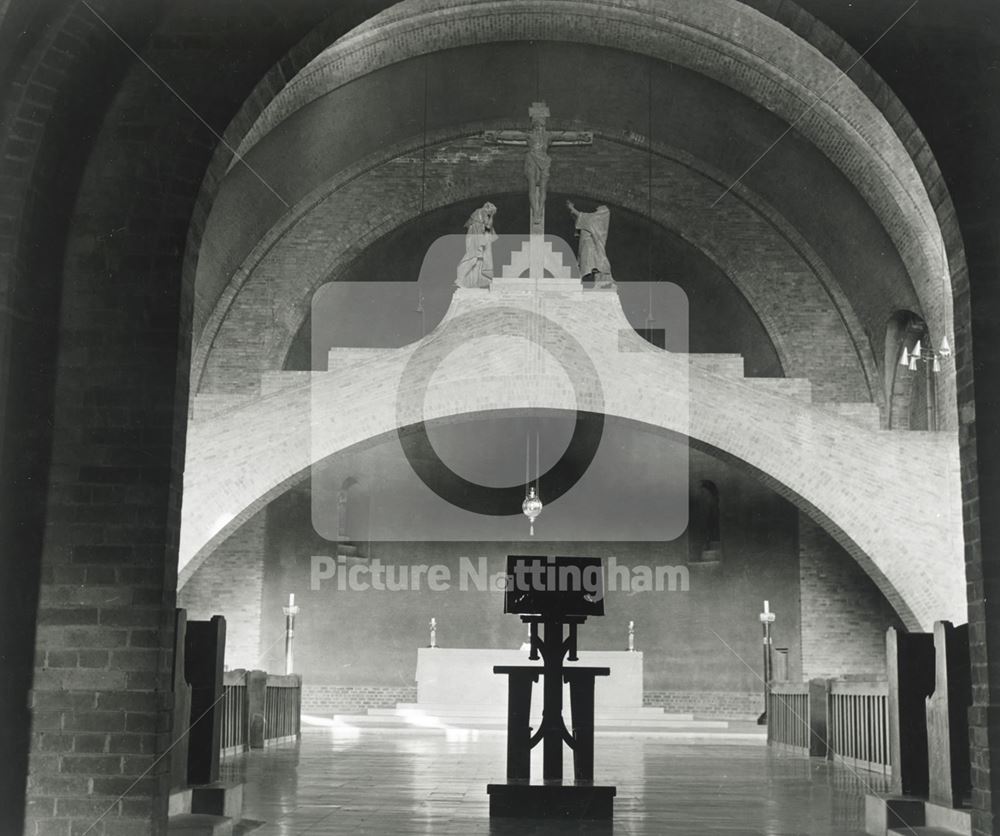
484;102;593;236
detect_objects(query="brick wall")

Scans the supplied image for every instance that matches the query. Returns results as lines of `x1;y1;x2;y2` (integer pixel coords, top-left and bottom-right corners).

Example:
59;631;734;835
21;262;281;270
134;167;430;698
302;685;418;714
177;511;265;671
0;3;153;831
798;514;904;680
4;2;335;834
643;691;762;720
2;4;190;835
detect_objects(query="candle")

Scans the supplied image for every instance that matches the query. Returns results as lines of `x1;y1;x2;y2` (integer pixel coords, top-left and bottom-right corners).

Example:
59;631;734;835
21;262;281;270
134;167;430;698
764;600;769;613
289;593;295;607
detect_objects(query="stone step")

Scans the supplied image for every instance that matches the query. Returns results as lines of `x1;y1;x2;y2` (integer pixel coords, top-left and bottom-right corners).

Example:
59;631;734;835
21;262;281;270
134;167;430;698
169;788;192;817
191;783;243;819
498;237;576;280
337;713;729;730
491;276;581;291
324;717;764;743
168;814;233;836
375;703;694;720
888;829;967;836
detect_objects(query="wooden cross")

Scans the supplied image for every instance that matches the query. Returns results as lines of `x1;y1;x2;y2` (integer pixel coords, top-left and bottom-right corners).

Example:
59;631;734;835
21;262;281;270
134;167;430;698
484;102;593;235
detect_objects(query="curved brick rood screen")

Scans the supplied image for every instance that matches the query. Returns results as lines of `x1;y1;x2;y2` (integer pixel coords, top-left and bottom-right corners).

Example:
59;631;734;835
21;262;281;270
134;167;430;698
181;273;962;631
2;1;999;836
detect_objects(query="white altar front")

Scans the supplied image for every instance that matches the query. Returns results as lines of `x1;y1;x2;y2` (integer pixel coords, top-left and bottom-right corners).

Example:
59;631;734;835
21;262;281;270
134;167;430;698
415;648;644;716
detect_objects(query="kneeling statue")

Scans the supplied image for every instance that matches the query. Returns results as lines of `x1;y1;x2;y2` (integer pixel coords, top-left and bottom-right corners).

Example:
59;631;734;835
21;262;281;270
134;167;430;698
456;202;498;288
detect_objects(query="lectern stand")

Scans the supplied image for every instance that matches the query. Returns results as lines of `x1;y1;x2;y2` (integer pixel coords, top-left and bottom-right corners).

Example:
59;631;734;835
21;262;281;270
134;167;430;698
486;556;617;819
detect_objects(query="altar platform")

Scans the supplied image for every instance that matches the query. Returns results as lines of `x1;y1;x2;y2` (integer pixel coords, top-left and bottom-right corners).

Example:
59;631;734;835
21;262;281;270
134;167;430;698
332;648;762;741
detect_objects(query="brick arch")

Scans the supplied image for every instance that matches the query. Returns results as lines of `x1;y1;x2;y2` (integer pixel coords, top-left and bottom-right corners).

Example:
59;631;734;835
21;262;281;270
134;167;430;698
195;130;873;407
180;290;964;632
0;3;168;831
213;0;956;424
180;0;393;350
0;3;385;833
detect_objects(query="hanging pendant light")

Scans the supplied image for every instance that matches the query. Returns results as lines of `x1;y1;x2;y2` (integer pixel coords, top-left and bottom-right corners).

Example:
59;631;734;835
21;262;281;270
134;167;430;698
522;487;543;536
900;346;910;366
522;431;542;536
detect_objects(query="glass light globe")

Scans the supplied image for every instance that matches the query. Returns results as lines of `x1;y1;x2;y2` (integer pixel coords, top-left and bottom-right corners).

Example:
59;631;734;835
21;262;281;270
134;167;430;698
522;487;543;535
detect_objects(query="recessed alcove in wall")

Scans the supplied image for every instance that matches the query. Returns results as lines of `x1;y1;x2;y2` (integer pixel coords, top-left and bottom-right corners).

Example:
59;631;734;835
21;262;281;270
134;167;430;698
690;480;722;564
884;310;934;430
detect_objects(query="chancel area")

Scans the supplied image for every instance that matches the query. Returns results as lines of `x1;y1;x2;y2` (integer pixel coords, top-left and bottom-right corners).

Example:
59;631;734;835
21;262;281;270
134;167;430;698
3;1;1000;835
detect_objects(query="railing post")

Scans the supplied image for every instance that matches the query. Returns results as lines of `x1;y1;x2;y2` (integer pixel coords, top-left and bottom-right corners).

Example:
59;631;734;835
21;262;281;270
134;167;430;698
247;670;268;749
808;678;830;758
294;674;302;737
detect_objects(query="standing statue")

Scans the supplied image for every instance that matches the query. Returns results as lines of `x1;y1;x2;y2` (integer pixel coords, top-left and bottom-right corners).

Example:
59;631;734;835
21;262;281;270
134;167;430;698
456;202;498;288
483;102;593;235
567;200;614;288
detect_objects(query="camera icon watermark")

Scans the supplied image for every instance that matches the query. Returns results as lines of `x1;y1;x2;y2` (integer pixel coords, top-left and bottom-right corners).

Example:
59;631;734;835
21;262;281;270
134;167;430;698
309;233;689;545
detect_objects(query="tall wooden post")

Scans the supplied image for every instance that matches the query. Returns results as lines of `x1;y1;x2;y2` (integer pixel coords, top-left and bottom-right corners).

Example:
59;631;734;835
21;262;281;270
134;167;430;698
542;620;564;782
887;626;936;797
927;621;971;807
170;609;192;790
185;616;226;786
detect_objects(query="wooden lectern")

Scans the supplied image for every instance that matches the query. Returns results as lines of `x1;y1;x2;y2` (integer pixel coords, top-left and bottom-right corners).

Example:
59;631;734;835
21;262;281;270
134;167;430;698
486;556;617;819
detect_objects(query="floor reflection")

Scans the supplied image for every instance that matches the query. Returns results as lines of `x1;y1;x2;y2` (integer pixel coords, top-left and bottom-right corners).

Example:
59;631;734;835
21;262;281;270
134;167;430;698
222;728;889;835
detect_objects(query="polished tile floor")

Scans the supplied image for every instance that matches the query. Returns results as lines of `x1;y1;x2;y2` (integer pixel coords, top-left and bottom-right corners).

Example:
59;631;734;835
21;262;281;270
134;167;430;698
221;726;889;835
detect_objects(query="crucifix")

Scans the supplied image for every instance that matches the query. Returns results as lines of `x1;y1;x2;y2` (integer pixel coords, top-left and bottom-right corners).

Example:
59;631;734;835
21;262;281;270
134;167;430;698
484;102;593;236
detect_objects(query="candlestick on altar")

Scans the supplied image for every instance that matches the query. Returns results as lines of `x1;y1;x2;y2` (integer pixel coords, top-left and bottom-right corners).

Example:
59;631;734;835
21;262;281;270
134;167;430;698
757;599;776;725
282;592;300;675
429;617;437;649
627;620;635;652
